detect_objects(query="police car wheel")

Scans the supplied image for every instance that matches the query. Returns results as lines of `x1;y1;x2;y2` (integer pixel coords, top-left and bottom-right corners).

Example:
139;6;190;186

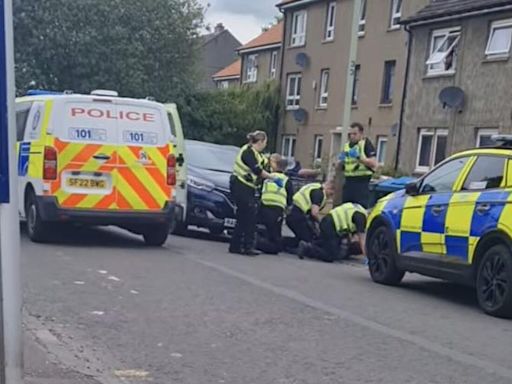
367;226;404;286
143;225;170;247
476;245;512;318
26;192;48;243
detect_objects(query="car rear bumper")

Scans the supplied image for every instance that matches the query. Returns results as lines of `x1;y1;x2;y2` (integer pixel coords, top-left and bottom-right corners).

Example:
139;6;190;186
186;187;236;230
36;196;175;226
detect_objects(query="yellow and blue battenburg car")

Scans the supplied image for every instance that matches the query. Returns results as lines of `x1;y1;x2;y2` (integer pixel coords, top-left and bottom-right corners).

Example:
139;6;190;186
16;90;186;246
366;136;512;318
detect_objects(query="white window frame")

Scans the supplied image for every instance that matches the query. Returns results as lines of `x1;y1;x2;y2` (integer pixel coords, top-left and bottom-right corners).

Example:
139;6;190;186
476;128;499;147
376;136;388;165
218;80;230;89
314;135;324;161
426;27;461;75
415;128;449;173
291;10;307;47
351;64;361;105
324;2;337;41
358;0;367;36
286;73;302;110
244;54;258;83
390;0;402;29
270;51;278;79
485;19;512;58
319;69;329;107
282;135;297;159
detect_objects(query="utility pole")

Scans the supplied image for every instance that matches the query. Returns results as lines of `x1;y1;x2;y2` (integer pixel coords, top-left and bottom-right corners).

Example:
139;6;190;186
333;0;362;206
0;0;23;382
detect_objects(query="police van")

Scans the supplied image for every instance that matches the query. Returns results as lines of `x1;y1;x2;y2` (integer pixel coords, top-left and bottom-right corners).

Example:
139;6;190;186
16;90;186;246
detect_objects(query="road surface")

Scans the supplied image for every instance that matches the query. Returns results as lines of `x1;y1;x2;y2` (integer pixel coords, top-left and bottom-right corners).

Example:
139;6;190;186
21;226;512;384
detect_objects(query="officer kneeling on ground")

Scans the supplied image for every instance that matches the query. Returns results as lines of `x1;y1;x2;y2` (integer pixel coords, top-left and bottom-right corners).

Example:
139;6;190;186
297;203;368;263
256;154;294;255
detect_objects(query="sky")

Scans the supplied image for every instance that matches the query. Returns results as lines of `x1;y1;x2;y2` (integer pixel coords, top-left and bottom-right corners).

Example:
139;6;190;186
199;0;280;44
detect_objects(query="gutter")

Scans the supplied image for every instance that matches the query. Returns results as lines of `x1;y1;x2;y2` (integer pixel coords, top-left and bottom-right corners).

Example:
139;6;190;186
277;0;321;10
237;43;282;55
394;24;412;172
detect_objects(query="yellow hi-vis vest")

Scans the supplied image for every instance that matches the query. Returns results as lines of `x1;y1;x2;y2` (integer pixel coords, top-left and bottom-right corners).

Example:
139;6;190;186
261;173;288;209
343;140;373;177
233;144;265;188
329;203;367;234
293;183;326;214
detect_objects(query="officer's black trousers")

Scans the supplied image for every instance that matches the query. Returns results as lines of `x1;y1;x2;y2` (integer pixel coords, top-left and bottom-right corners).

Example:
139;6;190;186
342;177;371;208
256;206;284;254
230;178;258;251
307;216;343;262
285;206;316;248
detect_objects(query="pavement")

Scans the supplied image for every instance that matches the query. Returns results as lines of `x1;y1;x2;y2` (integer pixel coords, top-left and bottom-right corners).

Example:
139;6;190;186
21;225;512;384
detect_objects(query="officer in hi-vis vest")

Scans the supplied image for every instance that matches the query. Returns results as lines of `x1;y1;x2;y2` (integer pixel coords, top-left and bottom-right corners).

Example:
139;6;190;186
256;154;294;255
285;180;335;251
338;122;377;208
230;131;284;256
298;203;368;263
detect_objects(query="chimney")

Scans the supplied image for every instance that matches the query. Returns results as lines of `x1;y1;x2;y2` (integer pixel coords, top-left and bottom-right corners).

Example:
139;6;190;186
214;23;225;33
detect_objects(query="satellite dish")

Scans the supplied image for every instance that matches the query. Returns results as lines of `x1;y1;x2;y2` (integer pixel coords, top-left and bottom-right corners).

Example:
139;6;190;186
439;87;465;112
295;52;310;68
293;108;308;124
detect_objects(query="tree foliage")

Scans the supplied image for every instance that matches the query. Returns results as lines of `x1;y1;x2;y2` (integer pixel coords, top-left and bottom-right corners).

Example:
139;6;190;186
13;0;204;101
178;82;282;148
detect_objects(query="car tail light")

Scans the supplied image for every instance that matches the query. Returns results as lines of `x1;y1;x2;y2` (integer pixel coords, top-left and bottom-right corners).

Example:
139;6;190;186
167;154;176;186
43;146;58;180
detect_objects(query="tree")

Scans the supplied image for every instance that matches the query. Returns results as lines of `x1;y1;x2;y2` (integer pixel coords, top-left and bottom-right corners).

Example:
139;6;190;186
179;82;282;149
13;0;204;102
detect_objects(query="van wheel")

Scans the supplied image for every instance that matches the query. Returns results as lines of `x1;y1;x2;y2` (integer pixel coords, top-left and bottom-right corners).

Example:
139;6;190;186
476;245;512;318
367;225;405;286
26;192;49;243
143;225;170;247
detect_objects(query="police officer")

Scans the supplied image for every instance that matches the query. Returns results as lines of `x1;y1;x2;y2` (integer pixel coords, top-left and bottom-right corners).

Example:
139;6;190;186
256;154;294;255
285;180;335;251
229;131;283;256
339;122;378;208
298;203;368;263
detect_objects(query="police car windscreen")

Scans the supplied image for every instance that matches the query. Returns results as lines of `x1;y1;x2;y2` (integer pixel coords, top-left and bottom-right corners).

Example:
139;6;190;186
58;101;166;146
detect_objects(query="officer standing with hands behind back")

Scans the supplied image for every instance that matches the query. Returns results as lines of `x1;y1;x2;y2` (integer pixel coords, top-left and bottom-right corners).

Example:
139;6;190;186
230;131;284;256
339;122;378;208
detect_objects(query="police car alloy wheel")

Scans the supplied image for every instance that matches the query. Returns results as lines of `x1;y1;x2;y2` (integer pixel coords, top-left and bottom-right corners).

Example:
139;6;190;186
476;244;512;318
367;226;405;286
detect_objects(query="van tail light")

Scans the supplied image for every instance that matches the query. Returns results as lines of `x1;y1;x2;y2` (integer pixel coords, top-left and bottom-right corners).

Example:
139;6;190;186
43;146;58;180
167;154;176;186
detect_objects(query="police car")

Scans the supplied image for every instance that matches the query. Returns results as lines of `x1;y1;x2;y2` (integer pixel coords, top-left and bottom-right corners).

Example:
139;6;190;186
366;136;512;318
16;90;186;246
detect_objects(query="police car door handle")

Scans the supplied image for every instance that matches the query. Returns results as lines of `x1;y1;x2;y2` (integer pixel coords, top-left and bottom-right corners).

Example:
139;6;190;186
476;204;491;214
431;206;445;215
93;154;111;161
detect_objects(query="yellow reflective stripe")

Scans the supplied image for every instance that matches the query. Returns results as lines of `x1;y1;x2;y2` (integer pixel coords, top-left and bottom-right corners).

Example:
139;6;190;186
445;192;480;237
75;192;106;209
421;232;445;254
41;100;53;136
400;195;430;233
115;172;146;209
453;156;476;191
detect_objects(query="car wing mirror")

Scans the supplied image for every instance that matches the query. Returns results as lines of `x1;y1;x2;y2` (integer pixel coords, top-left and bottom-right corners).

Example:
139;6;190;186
405;182;420;196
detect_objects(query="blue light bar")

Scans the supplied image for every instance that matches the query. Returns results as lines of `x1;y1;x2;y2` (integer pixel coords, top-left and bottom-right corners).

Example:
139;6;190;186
25;89;63;96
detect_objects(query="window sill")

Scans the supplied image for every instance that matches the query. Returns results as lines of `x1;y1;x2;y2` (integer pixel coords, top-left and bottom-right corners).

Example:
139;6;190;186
379;103;393;109
351;104;359;109
423;71;456;80
288;44;306;50
322;39;335;44
316;106;328;110
483;55;509;63
243;80;257;84
358;32;365;38
414;167;430;175
286;106;300;111
387;26;401;32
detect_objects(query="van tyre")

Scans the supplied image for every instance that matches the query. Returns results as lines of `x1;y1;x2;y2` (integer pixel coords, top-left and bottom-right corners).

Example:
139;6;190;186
476;244;512;318
26;192;49;243
143;224;170;247
367;225;405;286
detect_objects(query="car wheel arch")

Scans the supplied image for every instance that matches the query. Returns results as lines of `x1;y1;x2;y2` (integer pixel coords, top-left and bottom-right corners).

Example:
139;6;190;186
473;230;512;281
367;215;396;248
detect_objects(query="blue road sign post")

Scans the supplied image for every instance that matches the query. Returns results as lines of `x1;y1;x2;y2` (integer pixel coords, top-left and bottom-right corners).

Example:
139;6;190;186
0;0;23;382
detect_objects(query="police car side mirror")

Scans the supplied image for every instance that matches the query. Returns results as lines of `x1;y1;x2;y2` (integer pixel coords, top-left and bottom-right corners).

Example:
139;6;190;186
405;182;420;196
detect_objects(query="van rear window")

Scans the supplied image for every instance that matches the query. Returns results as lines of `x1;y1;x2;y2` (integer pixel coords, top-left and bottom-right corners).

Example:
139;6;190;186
57;101;166;146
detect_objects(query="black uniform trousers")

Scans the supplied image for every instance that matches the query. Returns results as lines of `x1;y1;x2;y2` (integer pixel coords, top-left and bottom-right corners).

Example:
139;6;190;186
342;177;371;209
230;177;258;251
285;206;317;248
256;205;284;255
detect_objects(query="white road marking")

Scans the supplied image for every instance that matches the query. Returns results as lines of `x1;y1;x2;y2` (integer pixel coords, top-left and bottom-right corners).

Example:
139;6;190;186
130;290;139;295
91;311;105;316
170;352;183;358
73;281;85;285
107;276;121;282
187;255;512;381
98;270;108;275
114;369;150;379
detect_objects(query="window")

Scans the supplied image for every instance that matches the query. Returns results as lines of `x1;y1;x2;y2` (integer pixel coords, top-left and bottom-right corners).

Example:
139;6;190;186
477;128;498;147
314;135;324;161
358;0;367;35
286;73;302;110
245;54;258;83
426;28;461;75
16;103;32;142
324;2;336;41
351;64;361;105
319;69;330;107
376;136;388;165
291;10;307;47
389;0;402;29
282;135;297;158
463;156;506;191
270;51;278;79
218;81;230;89
486;19;512;58
420;156;470;194
381;60;396;104
416;128;448;172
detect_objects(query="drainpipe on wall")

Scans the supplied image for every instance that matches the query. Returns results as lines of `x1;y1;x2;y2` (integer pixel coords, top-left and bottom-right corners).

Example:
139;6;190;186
275;10;287;153
394;24;413;172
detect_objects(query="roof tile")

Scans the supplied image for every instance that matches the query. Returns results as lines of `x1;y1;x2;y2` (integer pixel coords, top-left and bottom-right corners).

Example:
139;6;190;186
238;21;283;51
212;59;241;80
